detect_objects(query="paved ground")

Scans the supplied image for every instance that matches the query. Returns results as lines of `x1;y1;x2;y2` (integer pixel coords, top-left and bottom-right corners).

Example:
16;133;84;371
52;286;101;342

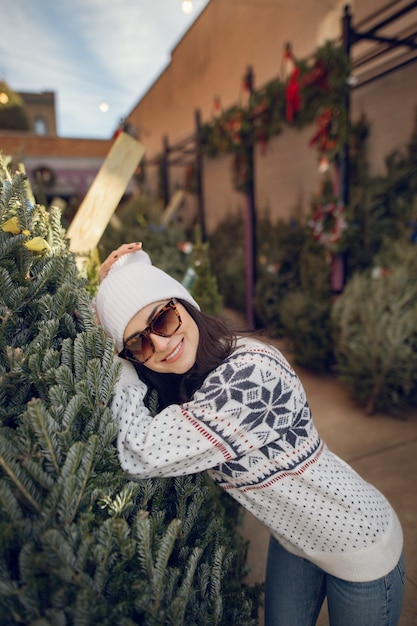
235;333;417;625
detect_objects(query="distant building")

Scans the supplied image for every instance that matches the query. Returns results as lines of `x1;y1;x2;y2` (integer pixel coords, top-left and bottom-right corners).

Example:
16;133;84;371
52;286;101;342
18;90;57;136
0;82;115;210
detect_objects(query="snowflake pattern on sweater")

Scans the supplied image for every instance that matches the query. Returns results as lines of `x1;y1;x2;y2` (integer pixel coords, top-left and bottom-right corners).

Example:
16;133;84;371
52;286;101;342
188;348;321;489
112;338;403;582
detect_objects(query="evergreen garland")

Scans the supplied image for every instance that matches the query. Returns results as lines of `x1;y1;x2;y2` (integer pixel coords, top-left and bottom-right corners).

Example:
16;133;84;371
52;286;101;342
200;42;350;192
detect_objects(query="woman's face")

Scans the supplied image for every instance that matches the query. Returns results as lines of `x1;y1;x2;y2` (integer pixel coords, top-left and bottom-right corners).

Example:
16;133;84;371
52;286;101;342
123;299;199;374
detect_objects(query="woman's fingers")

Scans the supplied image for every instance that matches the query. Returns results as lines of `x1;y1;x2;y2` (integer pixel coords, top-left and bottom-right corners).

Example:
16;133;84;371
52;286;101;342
98;242;142;282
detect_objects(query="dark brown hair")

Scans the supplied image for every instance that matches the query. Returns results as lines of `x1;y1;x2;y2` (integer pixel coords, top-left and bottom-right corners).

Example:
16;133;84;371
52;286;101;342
132;299;238;409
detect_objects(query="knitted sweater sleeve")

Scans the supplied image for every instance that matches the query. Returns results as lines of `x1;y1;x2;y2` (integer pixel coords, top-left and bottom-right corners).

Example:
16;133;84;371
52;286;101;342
112;340;308;478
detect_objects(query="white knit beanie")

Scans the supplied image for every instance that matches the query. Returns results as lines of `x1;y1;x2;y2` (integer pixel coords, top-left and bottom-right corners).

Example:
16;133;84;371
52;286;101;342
95;250;200;352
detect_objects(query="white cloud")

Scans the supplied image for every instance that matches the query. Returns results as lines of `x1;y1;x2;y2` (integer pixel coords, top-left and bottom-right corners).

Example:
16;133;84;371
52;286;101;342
0;0;210;138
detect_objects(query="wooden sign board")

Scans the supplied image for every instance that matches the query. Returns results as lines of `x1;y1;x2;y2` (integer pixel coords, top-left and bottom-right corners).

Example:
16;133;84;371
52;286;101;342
67;132;145;259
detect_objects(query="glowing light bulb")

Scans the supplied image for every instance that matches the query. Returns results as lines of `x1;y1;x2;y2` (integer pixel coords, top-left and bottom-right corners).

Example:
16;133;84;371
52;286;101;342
182;0;193;14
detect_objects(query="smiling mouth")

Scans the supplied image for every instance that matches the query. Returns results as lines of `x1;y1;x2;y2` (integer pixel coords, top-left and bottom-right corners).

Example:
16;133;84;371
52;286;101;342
164;338;183;362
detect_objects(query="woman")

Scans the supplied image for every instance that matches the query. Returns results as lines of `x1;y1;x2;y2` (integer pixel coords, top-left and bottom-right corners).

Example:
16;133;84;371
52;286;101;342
95;243;405;626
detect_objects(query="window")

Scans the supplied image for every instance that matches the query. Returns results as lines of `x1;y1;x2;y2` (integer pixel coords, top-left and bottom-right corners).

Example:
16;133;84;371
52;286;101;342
34;116;47;135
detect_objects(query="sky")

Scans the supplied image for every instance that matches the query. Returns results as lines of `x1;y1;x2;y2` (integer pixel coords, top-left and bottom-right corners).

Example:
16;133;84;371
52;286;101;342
0;0;210;139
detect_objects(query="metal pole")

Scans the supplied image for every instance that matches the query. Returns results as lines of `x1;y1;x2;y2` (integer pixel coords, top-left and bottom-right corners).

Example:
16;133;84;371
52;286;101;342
243;65;256;329
162;135;170;207
341;4;352;207
331;4;353;294
194;109;207;241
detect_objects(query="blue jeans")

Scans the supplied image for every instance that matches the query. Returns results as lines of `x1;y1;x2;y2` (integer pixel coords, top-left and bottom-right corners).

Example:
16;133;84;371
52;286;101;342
264;536;405;626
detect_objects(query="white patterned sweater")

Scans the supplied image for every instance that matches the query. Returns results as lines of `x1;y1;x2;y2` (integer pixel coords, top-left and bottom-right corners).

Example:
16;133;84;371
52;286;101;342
112;337;403;583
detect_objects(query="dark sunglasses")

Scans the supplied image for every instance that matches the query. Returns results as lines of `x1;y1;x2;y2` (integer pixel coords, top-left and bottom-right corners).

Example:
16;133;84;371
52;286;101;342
118;298;182;364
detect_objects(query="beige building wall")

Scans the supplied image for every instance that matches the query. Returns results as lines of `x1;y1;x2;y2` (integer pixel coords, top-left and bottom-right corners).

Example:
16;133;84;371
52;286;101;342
351;64;416;175
127;0;417;233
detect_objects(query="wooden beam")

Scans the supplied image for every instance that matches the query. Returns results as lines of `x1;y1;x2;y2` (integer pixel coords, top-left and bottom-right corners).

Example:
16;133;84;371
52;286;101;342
67;132;145;259
161;190;185;226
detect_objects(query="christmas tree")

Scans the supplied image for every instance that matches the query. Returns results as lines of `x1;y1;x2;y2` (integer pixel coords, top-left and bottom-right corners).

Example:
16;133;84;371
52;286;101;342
0;159;259;624
331;241;417;415
98;192;190;285
183;225;223;317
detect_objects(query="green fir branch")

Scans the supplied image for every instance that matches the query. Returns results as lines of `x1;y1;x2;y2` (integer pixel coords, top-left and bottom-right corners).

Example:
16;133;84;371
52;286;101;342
57;436;98;525
168;545;204;624
25;399;62;474
0;441;41;513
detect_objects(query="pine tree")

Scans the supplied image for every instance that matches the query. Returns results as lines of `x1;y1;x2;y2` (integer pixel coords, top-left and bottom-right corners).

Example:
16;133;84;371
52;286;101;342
331;241;417;415
185;226;223;317
208;214;246;312
343;112;417;278
98;192;190;284
0;160;259;625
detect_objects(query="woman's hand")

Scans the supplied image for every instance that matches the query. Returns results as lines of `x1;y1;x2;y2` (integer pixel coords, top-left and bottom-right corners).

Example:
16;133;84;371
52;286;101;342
98;242;142;283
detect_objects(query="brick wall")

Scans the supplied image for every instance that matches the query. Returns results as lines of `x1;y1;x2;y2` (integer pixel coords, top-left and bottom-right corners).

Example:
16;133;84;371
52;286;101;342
0;133;112;159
